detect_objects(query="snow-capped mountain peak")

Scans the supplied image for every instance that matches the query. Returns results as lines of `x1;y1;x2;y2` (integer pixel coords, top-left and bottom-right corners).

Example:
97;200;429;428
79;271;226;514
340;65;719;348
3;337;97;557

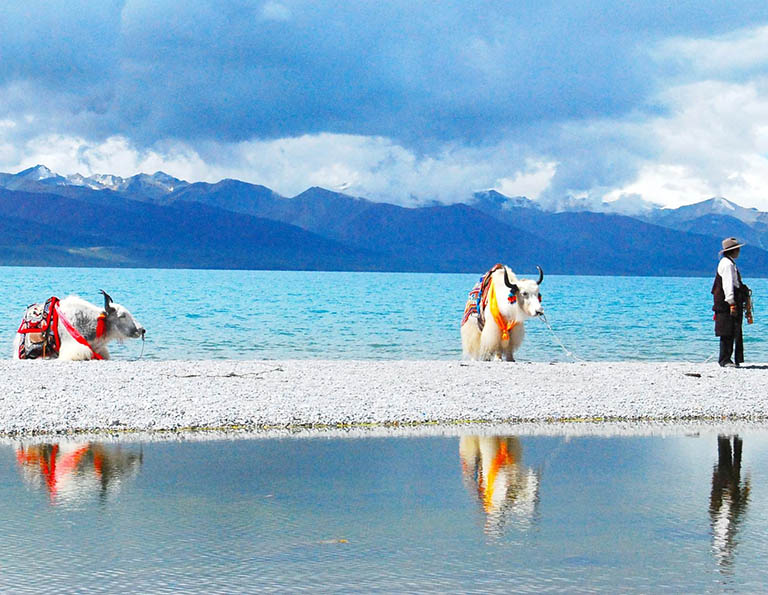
65;172;125;190
472;189;541;210
0;165;189;197
4;164;68;189
655;196;764;226
20;164;56;181
121;172;189;197
87;173;125;190
711;196;737;212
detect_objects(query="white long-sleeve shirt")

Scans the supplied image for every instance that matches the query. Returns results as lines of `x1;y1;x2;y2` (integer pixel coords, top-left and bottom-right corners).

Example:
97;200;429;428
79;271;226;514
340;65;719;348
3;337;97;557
718;256;741;306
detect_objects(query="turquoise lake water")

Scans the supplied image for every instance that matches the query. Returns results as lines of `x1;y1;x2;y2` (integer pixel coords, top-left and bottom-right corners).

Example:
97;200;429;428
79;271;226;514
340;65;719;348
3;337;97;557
3;431;767;592
2;266;767;361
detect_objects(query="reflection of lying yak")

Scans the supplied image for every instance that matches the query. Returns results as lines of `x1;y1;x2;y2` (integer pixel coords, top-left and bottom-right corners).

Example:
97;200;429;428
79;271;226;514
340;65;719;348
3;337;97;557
13;290;145;361
16;442;143;503
461;264;543;361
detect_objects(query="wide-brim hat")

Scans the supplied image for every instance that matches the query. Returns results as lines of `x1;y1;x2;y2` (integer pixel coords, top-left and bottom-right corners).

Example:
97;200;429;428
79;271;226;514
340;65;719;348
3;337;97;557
720;237;745;253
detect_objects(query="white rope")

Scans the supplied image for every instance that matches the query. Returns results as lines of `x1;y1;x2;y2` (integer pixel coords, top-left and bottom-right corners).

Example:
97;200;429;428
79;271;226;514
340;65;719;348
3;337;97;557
539;315;719;366
677;354;716;367
538;314;585;362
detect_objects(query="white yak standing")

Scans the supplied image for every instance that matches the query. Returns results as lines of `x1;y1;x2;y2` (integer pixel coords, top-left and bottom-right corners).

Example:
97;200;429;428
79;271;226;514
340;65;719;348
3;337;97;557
461;264;543;361
13;290;145;361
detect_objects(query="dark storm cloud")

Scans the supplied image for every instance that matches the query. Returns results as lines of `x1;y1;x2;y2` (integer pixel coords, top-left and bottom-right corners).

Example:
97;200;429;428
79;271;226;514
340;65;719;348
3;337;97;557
1;0;768;149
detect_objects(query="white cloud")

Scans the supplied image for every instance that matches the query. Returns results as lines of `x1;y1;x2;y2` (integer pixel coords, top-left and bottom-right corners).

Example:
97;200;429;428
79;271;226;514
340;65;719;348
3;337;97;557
8;134;211;182
9;73;768;212
216;135;541;205
658;24;768;75
260;2;292;22
603;78;768;209
593;25;768;210
9;22;768;212
603;164;712;208
0;130;543;205
495;160;557;199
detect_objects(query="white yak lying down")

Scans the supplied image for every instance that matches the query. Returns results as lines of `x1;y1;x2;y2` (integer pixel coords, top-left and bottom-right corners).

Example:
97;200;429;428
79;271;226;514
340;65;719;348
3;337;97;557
461;264;543;361
13;290;145;361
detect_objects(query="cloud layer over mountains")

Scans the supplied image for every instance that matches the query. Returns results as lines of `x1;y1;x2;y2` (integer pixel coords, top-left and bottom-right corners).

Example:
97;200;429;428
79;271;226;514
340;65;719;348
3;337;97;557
3;2;768;208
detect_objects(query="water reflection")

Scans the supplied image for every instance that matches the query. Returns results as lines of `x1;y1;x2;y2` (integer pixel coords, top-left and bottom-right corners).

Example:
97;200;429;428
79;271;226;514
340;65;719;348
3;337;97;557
710;435;750;571
15;442;143;504
459;435;540;535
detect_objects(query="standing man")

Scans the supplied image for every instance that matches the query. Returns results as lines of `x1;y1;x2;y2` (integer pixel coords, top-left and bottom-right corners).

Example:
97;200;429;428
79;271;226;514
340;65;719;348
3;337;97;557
712;237;749;367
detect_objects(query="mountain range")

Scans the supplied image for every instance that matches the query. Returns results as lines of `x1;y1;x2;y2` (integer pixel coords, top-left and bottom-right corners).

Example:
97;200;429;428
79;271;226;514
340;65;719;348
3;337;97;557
3;164;768;276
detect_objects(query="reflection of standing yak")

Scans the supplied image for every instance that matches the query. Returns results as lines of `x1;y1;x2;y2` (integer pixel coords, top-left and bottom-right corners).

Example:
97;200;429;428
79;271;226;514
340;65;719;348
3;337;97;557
459;435;540;534
16;442;143;503
710;435;750;570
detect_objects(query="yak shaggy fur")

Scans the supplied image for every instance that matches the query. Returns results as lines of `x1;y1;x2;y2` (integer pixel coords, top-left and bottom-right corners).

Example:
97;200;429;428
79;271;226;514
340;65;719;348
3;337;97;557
461;265;543;361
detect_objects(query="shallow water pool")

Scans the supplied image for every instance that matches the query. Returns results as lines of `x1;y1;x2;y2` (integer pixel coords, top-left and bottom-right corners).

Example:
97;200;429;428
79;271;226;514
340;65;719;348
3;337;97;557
2;430;767;592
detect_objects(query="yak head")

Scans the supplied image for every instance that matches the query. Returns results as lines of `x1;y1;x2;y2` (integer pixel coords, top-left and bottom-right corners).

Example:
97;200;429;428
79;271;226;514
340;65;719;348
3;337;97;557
100;290;146;340
500;266;544;319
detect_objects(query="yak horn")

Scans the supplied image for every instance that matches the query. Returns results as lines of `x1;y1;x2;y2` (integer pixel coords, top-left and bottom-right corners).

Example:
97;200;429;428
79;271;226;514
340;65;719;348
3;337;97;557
99;289;115;313
503;266;515;289
536;266;544;285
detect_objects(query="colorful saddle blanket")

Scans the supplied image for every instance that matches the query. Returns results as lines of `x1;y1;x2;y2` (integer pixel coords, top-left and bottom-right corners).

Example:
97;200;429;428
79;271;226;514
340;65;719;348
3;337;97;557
461;264;505;330
16;297;61;359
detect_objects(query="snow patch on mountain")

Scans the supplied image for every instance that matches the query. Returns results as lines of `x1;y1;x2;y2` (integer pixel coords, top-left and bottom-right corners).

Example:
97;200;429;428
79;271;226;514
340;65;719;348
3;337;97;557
714;197;736;212
472;190;541;211
22;164;57;181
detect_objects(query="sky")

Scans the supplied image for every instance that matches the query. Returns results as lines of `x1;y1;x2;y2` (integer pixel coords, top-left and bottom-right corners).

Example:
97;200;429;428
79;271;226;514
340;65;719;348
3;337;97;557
3;1;768;209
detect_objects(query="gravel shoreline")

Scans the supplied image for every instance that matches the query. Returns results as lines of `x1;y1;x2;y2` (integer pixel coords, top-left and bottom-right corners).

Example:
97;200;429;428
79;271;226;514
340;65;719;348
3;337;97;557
3;359;768;436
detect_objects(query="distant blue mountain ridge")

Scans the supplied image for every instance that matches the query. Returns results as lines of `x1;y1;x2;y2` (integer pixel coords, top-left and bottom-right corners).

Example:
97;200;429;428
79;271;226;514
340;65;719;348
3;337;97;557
2;164;768;276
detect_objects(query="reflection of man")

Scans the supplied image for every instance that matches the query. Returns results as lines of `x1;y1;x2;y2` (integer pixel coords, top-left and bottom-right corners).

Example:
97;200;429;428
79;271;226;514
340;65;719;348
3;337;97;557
16;442;143;503
710;435;750;570
459;435;539;534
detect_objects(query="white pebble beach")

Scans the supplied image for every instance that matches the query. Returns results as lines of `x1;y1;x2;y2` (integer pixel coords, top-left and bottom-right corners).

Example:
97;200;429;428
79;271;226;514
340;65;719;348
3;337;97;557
3;359;768;436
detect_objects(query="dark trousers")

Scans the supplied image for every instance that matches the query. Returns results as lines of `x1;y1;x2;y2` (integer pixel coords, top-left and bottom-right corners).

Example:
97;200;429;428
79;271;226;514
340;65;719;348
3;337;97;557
719;316;744;366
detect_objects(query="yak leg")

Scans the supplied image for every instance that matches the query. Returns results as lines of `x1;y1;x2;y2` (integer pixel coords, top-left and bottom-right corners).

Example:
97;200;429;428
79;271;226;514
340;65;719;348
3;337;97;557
58;336;110;361
503;324;526;362
461;320;482;360
58;344;111;361
57;340;95;361
479;326;504;361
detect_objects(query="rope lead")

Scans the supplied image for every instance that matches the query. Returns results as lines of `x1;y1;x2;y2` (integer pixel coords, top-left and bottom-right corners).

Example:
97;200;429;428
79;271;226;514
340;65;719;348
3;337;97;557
538;315;716;365
538;314;585;362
